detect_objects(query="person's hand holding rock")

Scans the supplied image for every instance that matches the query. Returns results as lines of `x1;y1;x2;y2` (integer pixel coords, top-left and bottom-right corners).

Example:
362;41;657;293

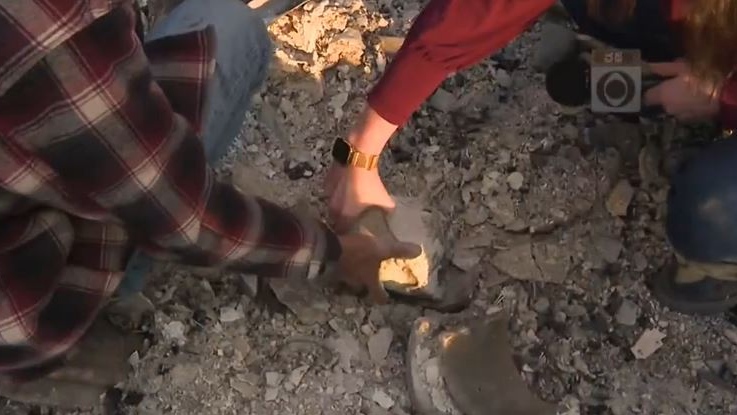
325;164;395;232
336;233;421;304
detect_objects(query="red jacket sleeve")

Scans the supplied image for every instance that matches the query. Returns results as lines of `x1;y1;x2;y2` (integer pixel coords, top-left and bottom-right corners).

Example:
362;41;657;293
367;0;555;125
720;74;737;130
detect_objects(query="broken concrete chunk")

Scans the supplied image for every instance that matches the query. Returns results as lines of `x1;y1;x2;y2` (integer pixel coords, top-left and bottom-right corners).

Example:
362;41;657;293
378;35;404;55
615;299;639;326
325;28;365;66
606;179;635;217
372;389;395;409
594;236;623;264
631;329;666;359
170;364;199;388
451;248;482;272
506;172;524;190
493;68;512;88
368;328;394;363
491;243;542;282
491;242;568;283
162;321;187;346
429;88;457;112
268;278;330;325
353;197;443;300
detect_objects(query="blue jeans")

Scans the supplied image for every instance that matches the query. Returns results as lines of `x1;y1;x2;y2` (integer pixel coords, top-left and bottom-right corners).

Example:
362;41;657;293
117;0;271;297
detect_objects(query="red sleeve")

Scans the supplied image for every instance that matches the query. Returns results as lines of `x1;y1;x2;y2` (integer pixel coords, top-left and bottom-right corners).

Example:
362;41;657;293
367;0;554;125
720;74;737;130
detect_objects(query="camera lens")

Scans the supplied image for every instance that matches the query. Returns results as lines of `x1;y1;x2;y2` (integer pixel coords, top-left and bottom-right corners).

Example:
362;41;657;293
605;78;627;100
596;70;635;108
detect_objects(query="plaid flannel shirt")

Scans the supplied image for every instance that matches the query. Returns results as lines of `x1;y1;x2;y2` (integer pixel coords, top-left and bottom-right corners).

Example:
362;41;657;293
0;0;340;375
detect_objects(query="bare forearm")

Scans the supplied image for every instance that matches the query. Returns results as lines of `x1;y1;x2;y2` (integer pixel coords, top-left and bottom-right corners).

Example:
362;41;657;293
346;105;399;154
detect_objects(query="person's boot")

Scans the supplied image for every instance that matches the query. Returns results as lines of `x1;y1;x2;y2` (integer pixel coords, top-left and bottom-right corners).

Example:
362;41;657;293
649;257;737;315
649;138;737;315
0;319;143;410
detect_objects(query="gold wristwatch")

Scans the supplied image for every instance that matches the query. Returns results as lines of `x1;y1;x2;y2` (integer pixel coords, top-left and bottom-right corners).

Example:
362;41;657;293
331;137;380;170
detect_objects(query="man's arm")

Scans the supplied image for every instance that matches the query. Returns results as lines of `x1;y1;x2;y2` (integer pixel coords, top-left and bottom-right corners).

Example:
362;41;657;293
348;0;554;154
32;6;340;281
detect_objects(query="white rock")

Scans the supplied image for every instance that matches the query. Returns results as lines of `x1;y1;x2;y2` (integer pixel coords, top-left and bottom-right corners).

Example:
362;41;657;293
429;88;456;112
354;197;444;300
288;365;310;387
264;387;279;401
615;300;639;326
507;172;524;190
451;248;481;272
372;389;395;409
219;306;245;323
368;328;394;363
265;371;283;387
162;321;187;345
494;68;513;88
631;329;666;359
170;364;198;388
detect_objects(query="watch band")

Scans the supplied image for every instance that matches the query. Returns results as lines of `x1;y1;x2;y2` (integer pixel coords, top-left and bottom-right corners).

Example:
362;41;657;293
331;138;380;170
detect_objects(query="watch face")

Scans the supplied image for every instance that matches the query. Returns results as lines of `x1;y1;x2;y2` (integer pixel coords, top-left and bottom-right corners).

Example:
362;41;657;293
332;138;350;164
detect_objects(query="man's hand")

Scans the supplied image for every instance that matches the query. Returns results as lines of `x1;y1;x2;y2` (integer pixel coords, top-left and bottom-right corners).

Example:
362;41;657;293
324;163;396;232
644;61;721;122
336;233;422;304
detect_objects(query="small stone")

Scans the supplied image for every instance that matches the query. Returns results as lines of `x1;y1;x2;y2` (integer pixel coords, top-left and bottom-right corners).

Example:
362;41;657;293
372;389;395;409
506;172;524;190
561;123;579;141
533;297;551;314
633;252;648;272
288;365;310;387
238;274;258;297
491;244;542;282
451;248;481;272
594;236;623;263
219;306;245;323
264;387;279;401
606;180;635;217
463;206;489;226
615;300;639;326
232;338;251;361
326;28;365;67
631;329;666;359
724;329;737;346
268;278;330;325
265;371;283;387
170;364;198;388
328;332;363;371
429;88;456;112
565;304;587;318
230;378;258;399
162;321;187;346
494;68;513;88
368;328;394;363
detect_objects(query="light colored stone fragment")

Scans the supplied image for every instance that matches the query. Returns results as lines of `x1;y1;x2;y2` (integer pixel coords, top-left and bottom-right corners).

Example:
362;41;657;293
368;328;394;363
631;329;666;359
354;197;443;299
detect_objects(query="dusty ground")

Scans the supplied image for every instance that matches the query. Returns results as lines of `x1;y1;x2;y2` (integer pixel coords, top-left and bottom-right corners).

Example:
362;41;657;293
5;0;737;414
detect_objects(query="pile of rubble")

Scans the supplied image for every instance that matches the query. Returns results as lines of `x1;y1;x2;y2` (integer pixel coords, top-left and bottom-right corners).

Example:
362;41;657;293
5;0;737;414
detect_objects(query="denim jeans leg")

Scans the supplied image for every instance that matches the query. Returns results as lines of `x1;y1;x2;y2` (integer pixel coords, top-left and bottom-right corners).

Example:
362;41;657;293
116;0;272;298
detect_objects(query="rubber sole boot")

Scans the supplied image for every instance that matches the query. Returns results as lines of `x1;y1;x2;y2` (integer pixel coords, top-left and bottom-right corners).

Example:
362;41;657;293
648;260;737;315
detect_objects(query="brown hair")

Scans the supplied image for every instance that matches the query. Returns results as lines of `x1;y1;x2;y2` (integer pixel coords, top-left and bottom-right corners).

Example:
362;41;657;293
586;0;737;84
